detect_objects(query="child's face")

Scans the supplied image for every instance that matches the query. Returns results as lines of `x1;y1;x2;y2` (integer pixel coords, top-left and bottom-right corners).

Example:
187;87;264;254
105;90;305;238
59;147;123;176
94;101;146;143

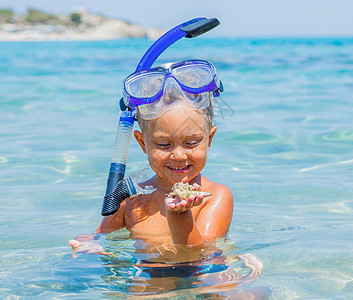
134;107;217;187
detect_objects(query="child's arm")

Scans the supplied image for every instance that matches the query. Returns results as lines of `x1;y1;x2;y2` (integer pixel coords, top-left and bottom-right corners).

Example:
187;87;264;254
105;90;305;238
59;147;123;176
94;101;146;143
165;183;233;246
97;200;126;233
166;208;204;245
193;184;233;240
69;200;127;255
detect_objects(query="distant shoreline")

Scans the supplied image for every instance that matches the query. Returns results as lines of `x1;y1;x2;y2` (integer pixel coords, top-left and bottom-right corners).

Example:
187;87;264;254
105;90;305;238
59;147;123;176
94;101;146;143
0;9;165;41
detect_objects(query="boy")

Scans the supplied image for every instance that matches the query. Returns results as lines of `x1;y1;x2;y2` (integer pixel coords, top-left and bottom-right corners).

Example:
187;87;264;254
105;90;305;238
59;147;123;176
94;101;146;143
70;60;234;259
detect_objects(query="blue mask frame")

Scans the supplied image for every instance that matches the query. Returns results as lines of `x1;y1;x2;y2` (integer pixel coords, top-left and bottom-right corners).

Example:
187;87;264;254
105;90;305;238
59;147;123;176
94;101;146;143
123;59;222;108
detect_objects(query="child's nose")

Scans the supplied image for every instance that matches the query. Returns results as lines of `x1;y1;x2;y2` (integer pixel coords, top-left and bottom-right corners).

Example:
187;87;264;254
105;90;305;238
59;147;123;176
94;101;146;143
171;146;187;160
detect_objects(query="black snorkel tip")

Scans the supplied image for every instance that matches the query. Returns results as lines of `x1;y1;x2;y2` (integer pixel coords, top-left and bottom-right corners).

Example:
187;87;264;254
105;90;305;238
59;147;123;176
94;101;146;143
119;97;127;111
181;18;220;38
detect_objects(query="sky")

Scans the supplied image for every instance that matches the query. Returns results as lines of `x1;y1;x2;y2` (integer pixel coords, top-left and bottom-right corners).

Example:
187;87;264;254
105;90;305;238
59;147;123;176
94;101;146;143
1;0;353;37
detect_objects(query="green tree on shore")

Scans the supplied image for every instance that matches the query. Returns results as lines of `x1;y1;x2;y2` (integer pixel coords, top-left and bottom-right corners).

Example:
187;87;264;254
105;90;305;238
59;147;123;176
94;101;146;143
25;8;60;24
70;12;81;25
0;8;14;22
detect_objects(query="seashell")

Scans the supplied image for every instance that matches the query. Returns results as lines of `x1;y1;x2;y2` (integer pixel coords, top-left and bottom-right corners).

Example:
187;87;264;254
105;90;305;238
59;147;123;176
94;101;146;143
168;182;213;200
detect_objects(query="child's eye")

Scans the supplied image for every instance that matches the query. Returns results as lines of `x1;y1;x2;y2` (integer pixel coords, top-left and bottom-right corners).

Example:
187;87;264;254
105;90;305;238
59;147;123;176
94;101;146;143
186;141;200;147
156;143;171;148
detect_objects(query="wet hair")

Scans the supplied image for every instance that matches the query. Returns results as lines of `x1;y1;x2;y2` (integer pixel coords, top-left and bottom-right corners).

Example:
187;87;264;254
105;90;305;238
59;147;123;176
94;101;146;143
137;92;215;134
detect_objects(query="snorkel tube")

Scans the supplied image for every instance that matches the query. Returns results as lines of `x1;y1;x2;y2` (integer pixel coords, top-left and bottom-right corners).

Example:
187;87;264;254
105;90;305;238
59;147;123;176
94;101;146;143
101;17;220;216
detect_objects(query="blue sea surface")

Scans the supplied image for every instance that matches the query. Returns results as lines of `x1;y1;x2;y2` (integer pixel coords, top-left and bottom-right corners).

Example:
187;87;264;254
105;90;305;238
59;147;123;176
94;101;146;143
1;37;353;298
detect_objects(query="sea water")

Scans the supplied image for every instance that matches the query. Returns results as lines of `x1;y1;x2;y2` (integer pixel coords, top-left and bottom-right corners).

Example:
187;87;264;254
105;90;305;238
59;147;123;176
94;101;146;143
1;37;353;298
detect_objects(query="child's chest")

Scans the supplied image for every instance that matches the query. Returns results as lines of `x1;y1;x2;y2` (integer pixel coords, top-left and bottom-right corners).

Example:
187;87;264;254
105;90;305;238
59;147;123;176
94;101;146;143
124;198;171;236
123;194;202;237
128;211;170;236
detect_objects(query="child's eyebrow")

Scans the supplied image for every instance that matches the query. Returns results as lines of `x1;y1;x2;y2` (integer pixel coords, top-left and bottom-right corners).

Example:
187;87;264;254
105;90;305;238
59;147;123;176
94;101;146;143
152;130;205;140
181;128;206;137
151;133;169;139
184;132;204;139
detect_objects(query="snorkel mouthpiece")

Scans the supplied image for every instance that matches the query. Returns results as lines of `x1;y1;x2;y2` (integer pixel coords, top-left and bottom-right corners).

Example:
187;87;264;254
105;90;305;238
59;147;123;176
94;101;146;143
102;176;130;216
102;169;155;216
102;17;220;216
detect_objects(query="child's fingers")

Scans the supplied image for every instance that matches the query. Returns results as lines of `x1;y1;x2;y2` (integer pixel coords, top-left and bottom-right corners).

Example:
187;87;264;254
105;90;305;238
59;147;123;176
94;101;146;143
185;195;196;208
192;183;201;191
167;198;187;212
70;240;82;258
168;202;176;209
176;200;187;208
187;195;196;202
165;195;203;212
98;250;113;255
192;194;203;207
166;197;177;209
69;239;80;248
194;197;203;206
181;200;188;205
70;239;109;256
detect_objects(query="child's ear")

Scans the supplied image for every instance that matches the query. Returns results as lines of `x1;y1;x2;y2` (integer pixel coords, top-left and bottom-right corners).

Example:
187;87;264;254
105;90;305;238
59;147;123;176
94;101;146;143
134;130;147;154
208;125;217;149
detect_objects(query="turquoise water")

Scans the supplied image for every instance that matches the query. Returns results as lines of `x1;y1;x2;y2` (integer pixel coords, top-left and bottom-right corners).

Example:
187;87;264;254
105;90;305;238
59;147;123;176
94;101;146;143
1;37;353;298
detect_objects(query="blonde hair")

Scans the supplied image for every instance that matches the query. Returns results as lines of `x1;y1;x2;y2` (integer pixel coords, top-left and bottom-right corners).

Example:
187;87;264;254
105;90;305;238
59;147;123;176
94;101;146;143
137;92;215;133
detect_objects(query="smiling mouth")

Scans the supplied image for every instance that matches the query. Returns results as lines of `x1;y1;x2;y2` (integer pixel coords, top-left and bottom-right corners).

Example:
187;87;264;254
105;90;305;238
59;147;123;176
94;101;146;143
167;165;191;173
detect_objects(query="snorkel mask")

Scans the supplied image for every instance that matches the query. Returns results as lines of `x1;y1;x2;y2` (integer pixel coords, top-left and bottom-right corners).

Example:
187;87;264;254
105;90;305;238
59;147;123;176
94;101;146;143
123;59;222;119
101;17;222;216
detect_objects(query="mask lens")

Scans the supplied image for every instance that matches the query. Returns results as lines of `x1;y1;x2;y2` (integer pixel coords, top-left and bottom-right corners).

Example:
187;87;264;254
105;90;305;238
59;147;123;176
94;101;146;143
172;62;214;88
125;70;164;98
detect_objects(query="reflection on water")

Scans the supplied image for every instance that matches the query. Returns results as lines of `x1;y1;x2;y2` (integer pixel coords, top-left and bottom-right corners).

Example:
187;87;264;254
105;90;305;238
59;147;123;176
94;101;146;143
2;38;353;298
90;229;265;297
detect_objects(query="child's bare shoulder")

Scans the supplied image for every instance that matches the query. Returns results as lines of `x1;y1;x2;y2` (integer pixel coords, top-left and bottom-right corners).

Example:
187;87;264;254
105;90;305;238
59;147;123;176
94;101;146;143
196;176;233;235
201;176;233;202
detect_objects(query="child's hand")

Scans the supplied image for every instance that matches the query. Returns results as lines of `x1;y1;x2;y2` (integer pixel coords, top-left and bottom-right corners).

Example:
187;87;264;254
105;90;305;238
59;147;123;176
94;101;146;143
165;183;204;213
69;239;112;257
